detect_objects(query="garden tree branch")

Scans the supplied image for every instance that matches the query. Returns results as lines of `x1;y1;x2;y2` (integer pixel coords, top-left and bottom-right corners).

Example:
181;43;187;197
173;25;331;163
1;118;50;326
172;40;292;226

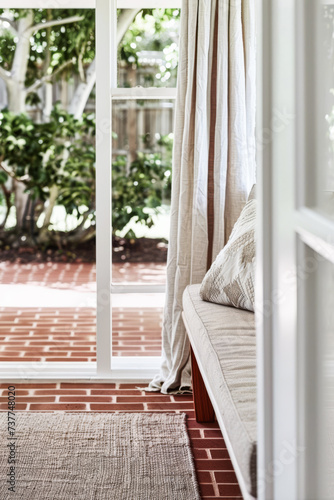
43;10;52;75
68;8;140;119
25;59;74;94
0;16;18;34
0;66;11;82
0;158;29;183
65;224;96;244
0;183;12;229
25;15;84;36
75;209;95;230
42;10;53;121
77;43;87;83
38;185;59;242
8;11;34;114
118;8;141;42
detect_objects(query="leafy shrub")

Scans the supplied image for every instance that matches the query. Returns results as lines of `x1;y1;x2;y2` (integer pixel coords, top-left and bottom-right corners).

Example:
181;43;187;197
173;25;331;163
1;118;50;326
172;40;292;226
0;105;95;241
112;147;171;238
0;105;172;245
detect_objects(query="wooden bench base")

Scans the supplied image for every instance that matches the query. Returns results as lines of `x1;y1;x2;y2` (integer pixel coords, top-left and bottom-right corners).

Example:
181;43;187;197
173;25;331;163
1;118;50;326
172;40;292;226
190;346;215;423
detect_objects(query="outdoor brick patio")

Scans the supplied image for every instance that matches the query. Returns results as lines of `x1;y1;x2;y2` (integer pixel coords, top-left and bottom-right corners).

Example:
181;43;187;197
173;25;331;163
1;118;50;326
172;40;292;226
0;262;165;361
0;383;243;499
0;262;243;498
0;261;166;287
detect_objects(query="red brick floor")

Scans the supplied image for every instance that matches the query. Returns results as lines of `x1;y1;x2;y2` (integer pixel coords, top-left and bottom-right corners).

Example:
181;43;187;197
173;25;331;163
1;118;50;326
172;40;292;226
0;262;243;498
0;383;242;499
0;307;162;361
0;262;164;361
0;261;166;288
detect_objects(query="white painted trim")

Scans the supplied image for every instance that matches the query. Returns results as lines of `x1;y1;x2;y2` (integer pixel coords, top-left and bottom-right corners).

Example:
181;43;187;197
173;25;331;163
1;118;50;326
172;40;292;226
270;0;298;496
182;312;255;500
0;1;94;7
111;284;165;293
0;0;181;8
118;0;181;7
256;0;274;498
96;0;113;376
295;2;334;497
112;88;177;100
258;0;300;498
0;358;161;382
297;228;334;265
295;207;334;252
0;0;174;382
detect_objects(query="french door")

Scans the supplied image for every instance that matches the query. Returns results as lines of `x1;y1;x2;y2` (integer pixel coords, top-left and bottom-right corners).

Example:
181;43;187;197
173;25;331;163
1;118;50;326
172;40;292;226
258;0;334;498
0;0;180;382
96;0;180;379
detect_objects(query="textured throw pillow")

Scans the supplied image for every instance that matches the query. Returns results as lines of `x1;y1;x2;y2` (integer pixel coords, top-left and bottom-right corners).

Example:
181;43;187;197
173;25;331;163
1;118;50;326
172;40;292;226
200;199;256;312
248;184;256;201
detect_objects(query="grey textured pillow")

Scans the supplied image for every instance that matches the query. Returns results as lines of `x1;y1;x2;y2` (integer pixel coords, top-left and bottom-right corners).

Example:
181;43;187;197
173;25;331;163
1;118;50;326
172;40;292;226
200;199;256;312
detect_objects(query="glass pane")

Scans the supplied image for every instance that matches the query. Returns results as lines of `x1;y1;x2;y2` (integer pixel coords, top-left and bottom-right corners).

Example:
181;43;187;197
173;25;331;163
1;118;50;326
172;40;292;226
112;293;163;357
117;8;180;88
319;254;334;498
304;3;334;216
112;99;173;285
0;8;96;364
322;4;334;215
301;246;334;498
324;261;334;497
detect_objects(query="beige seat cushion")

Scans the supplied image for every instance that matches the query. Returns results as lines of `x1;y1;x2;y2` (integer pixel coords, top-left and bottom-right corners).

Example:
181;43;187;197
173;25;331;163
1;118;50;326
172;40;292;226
183;284;257;498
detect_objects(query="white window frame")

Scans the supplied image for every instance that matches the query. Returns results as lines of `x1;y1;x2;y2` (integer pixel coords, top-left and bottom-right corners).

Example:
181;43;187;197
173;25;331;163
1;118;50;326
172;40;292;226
0;0;181;382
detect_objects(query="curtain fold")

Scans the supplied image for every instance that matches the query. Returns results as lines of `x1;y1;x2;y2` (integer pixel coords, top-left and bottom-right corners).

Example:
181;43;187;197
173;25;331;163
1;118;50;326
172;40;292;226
148;0;256;394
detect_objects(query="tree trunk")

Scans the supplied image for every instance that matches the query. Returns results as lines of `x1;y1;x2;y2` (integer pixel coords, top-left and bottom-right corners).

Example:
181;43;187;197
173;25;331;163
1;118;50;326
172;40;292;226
68;8;140;119
6;11;34;230
43;83;53;121
7;80;26;114
38;185;59;243
0;183;12;229
68;59;96;119
7;11;34;113
42;11;53;122
13;181;28;231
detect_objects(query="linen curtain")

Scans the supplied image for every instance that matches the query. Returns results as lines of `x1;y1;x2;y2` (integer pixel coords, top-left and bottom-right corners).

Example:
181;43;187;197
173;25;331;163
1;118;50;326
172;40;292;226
148;0;256;393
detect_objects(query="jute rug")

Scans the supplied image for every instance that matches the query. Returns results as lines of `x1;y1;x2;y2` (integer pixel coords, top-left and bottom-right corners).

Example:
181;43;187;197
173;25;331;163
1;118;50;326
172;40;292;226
0;412;200;500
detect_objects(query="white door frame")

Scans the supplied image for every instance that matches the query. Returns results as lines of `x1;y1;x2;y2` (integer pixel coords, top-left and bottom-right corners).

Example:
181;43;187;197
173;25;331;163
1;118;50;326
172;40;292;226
0;0;180;381
256;0;298;498
258;0;334;498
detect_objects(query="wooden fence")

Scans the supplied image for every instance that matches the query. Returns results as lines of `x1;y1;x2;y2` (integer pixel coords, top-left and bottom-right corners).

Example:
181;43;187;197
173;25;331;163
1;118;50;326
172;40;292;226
0;64;176;167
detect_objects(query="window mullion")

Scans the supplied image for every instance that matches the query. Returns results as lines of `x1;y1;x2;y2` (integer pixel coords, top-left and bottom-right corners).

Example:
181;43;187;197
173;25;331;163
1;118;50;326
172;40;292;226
96;0;114;375
111;88;177;100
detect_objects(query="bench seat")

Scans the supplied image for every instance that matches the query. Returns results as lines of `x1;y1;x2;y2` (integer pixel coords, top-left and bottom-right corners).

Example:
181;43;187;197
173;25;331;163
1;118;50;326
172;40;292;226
183;284;257;498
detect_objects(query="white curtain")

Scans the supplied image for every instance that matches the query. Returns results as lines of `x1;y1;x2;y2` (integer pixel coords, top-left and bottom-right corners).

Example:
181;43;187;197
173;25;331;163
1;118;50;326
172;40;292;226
148;0;256;393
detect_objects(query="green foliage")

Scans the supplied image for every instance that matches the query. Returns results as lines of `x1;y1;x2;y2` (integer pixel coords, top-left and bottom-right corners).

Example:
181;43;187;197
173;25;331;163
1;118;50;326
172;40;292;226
0;7;178;90
0;105;96;228
0;8;177;243
0;8;95;87
119;8;180;87
0;105;172;241
0;30;16;70
112;146;171;237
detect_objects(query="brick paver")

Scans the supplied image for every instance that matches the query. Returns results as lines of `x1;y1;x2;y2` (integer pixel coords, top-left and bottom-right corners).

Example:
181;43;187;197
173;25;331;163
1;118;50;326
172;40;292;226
0;261;166;288
0;383;243;499
0;307;162;361
0;261;243;497
0;262;164;361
